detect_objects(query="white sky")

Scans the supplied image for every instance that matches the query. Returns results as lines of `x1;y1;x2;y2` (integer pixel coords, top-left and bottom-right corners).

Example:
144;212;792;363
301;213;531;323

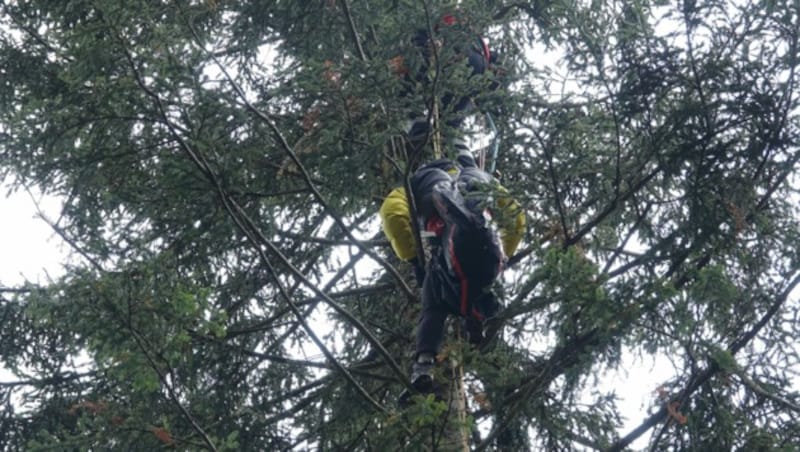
0;183;67;286
0;182;68;400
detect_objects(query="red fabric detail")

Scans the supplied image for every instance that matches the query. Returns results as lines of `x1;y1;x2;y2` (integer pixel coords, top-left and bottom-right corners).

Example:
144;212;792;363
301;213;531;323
426;216;445;236
447;224;470;316
479;37;491;63
441;14;457;26
471;307;485;321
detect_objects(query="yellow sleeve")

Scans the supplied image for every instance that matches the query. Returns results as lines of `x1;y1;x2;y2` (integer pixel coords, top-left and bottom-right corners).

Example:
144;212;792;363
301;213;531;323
379;187;418;261
496;192;526;257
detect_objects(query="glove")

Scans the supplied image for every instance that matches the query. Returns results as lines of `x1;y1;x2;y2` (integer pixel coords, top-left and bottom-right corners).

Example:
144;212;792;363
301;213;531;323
409;257;426;286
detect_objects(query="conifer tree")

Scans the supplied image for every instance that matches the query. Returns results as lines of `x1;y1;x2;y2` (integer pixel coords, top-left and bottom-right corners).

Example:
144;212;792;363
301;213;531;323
1;0;799;450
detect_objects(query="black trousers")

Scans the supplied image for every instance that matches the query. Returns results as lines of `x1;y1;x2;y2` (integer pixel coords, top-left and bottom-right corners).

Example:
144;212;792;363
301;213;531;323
410;159;501;356
402;30;490;155
415;252;499;356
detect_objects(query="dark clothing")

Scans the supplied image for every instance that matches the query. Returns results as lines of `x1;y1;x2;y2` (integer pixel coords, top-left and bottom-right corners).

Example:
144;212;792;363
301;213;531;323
401;16;499;155
416;250;500;355
416;266;450;356
409;155;505;292
408;155;480;220
408;22;493;87
409;154;505;355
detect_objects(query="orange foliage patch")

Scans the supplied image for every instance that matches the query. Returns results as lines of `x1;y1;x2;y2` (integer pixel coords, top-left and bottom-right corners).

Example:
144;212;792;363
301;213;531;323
667;401;688;425
150;426;174;446
68;400;107;416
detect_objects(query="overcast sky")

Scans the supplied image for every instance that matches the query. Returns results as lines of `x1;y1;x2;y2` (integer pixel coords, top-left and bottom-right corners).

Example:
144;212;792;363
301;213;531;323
0;183;67;288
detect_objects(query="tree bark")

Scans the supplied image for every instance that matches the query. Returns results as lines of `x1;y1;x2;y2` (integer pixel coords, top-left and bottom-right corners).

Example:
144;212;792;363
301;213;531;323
437;331;470;451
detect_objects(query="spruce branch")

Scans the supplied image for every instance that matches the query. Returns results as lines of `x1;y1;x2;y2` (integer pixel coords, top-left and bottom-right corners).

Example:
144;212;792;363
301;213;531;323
565;164;662;249
36;173;220;451
193;30;417;304
0;372;95;388
227;249;371;339
600;201;652;275
229;201;411;390
127;324;219;451
492;2;544;21
113;22;399;414
607;273;800;451
0;287;35;294
225;283;393;337
274;230;388;247
533;126;569;244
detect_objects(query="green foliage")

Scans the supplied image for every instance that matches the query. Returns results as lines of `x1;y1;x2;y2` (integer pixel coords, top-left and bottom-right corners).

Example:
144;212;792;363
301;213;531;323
1;0;800;450
407;394;449;428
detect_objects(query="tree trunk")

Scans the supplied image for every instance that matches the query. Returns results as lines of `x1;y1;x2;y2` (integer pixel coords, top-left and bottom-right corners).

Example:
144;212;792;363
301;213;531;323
435;330;470;451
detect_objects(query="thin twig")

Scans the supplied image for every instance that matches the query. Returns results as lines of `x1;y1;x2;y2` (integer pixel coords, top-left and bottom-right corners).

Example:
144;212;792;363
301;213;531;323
339;0;367;61
128;327;219;451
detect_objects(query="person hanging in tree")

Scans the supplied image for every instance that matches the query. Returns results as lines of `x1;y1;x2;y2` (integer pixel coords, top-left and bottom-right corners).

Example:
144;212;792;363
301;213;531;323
379;149;526;392
390;11;506;161
381;10;521;393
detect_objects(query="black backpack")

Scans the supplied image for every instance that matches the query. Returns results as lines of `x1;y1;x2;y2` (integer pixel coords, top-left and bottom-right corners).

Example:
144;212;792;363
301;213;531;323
433;183;504;293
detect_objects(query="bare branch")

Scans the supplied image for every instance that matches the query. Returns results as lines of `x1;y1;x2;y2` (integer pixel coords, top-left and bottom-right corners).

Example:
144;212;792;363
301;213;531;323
339;0;367;61
734;370;800;415
275;230;389;247
0;371;95;389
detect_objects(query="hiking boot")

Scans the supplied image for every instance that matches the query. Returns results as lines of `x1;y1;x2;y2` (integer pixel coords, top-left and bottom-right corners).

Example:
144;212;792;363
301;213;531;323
410;355;435;392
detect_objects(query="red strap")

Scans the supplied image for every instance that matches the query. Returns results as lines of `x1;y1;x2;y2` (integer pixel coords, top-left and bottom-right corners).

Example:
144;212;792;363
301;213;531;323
426;216;445;236
447;224;470;316
480;37;491;63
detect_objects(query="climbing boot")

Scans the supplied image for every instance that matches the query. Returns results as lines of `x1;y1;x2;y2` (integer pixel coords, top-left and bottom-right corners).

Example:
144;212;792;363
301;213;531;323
410;354;435;393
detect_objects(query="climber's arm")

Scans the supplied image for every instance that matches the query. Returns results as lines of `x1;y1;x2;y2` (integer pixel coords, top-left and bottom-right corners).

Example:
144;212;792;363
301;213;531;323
495;189;526;257
379;186;418;261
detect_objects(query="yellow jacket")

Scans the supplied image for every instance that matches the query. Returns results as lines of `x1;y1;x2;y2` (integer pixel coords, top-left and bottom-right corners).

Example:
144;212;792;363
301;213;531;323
379;185;526;261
